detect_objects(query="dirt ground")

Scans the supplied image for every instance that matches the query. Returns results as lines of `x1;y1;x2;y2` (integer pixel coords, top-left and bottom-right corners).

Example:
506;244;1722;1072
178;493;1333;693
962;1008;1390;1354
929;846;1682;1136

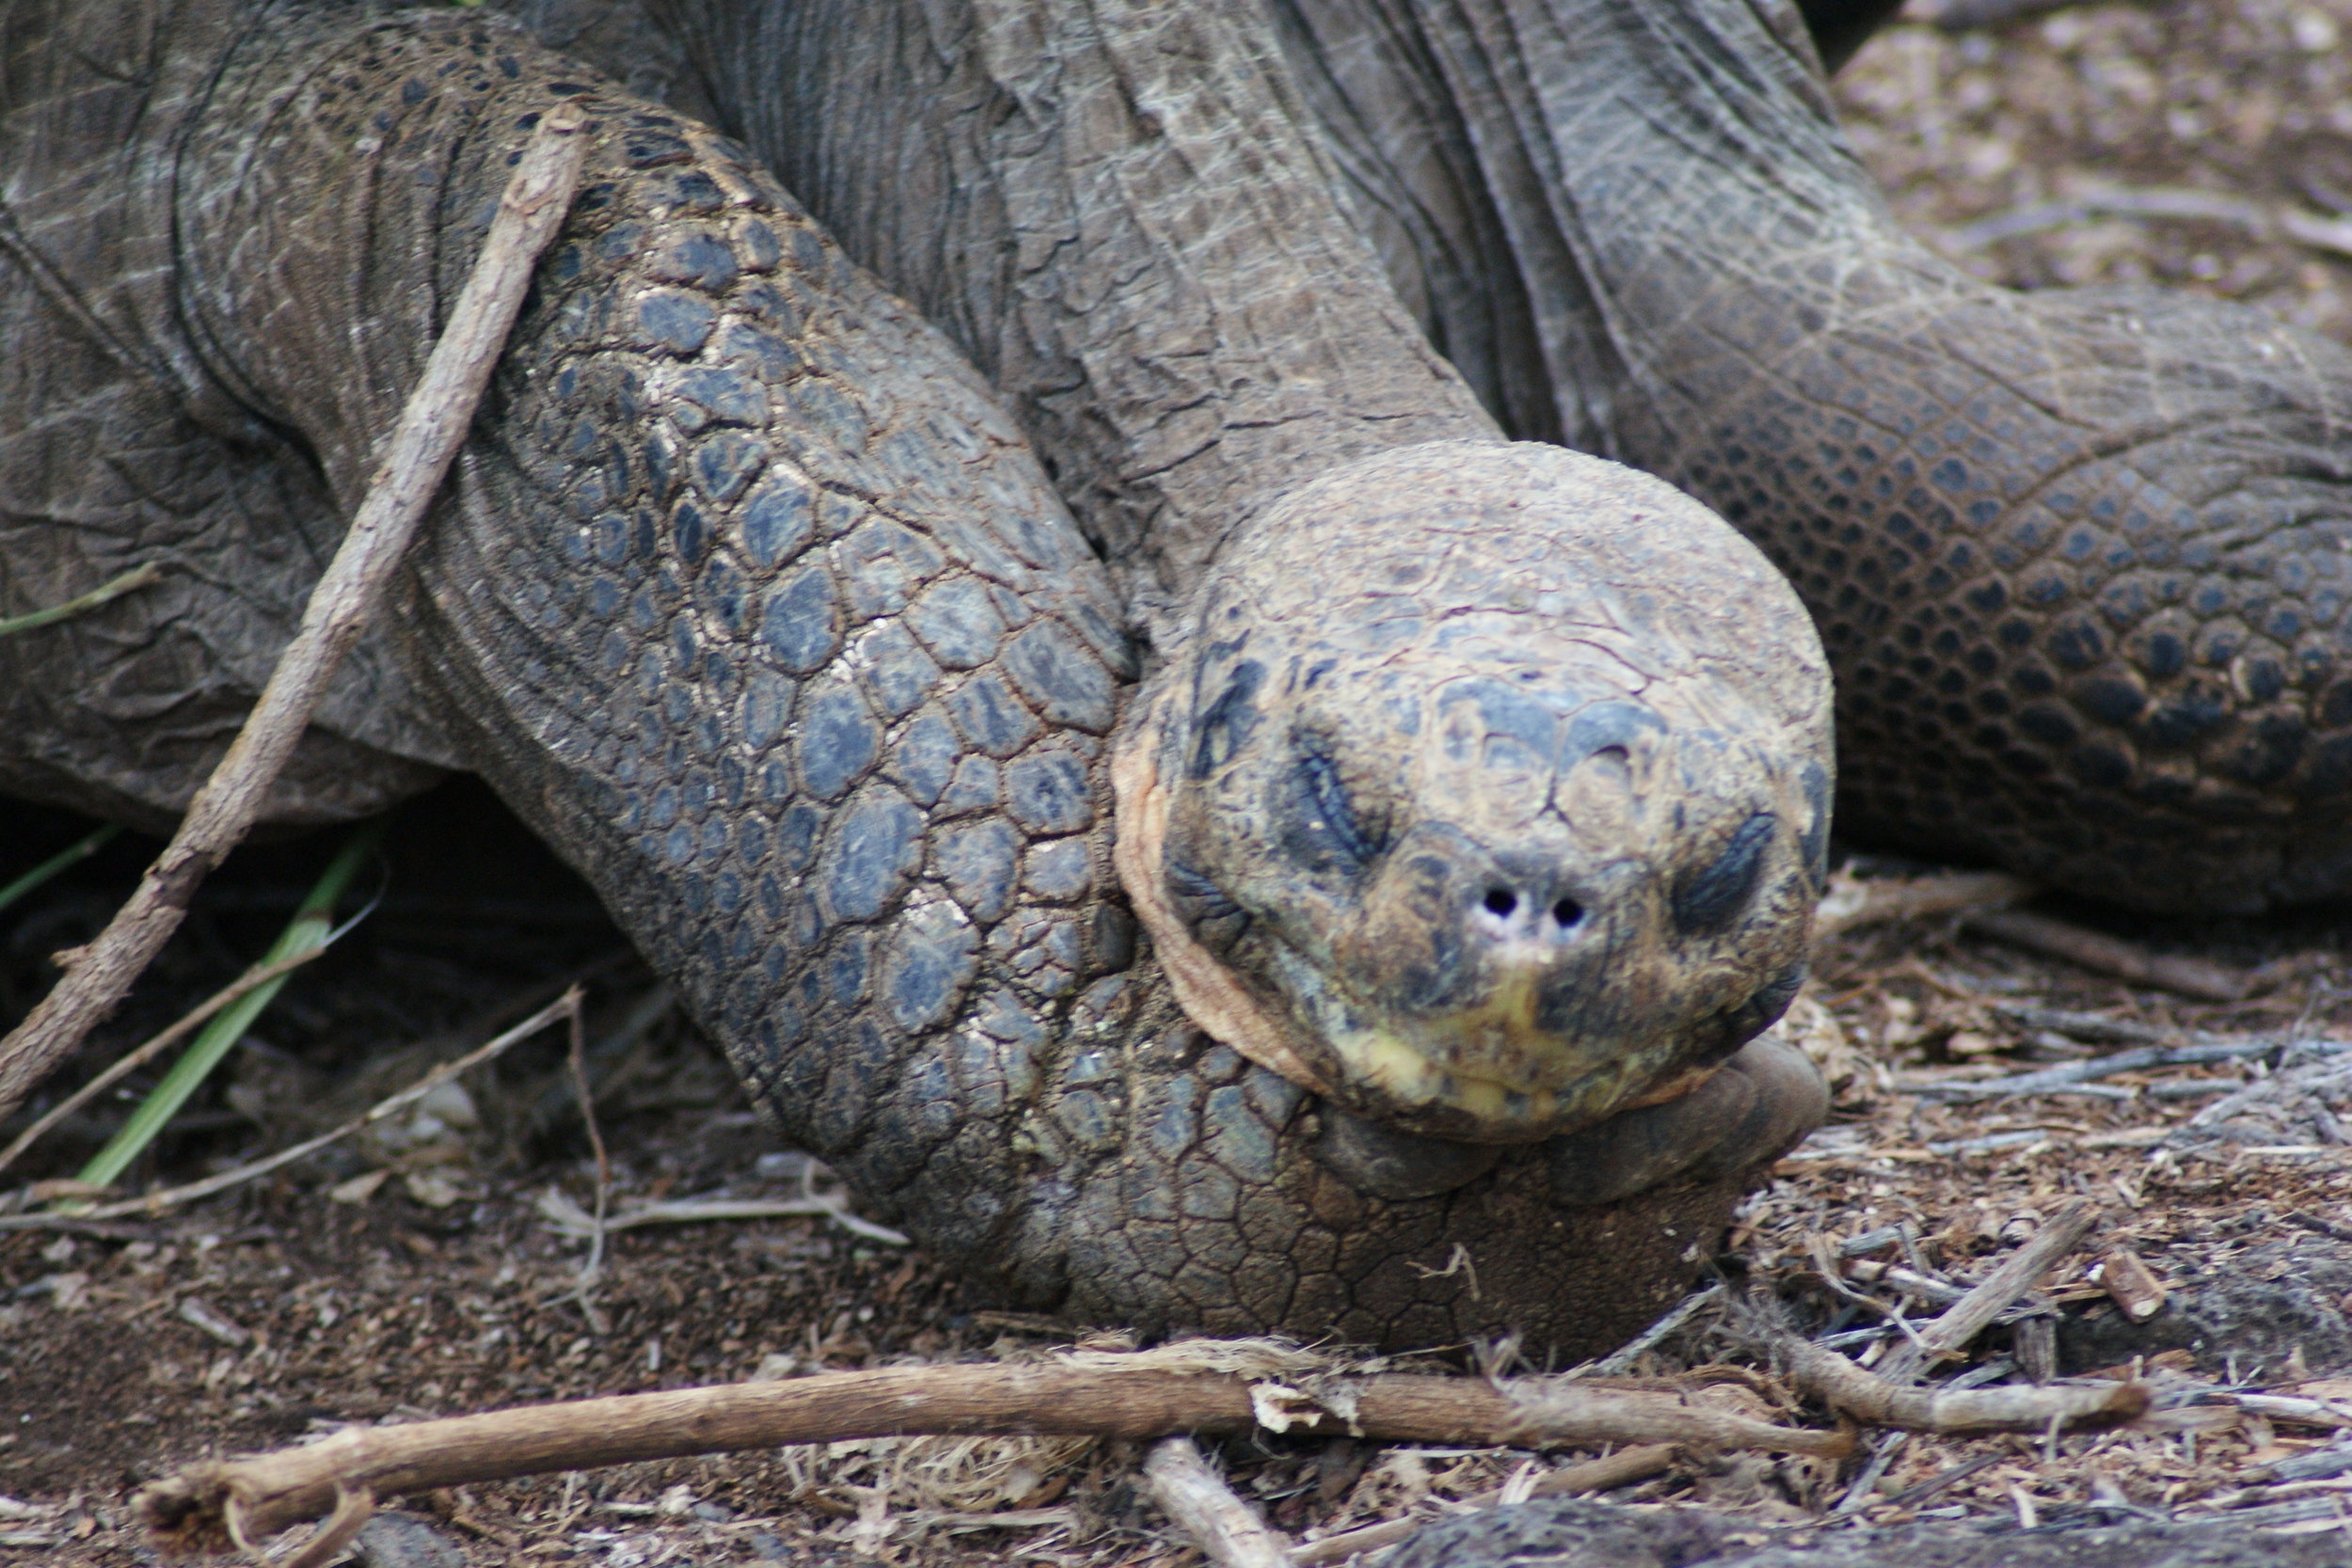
15;1;2352;1561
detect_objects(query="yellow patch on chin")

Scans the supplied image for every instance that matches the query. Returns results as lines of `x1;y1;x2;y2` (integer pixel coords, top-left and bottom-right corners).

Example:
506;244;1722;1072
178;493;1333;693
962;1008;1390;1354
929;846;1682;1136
1327;1022;1571;1128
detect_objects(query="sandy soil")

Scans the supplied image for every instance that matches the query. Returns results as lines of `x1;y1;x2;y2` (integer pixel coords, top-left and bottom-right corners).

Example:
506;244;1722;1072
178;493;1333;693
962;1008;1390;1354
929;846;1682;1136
13;2;2352;1561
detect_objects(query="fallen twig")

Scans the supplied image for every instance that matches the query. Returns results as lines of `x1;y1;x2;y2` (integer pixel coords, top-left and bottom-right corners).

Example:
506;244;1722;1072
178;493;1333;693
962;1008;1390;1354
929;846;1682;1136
1881;1449;2003;1510
1145;1436;1289;1568
1960;909;2248;1002
1843;1259;1968;1307
1940;182;2352;261
0;944;334;1180
1783;1338;2148;1433
1980;1001;2199;1047
1905;1038;2283;1101
2098;1247;2169;1323
135;1346;1850;1555
1832;1431;1908;1514
1812;870;2031;938
1905;0;2134;31
2230;1391;2352;1428
0;990;578;1230
0;561;162;640
0;110;590;1128
1875;1199;2095;1384
563;996;612;1316
535;1188;911;1246
2288;1210;2352;1245
1585;1283;1723;1375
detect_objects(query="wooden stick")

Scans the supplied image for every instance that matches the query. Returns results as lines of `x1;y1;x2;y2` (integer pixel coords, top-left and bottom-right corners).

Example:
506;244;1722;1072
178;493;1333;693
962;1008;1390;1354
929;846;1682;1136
135;1359;1848;1553
1782;1339;2149;1433
1813;870;2033;938
1961;909;2248;1002
1287;1443;1677;1565
1980;1002;2187;1047
1587;1284;1722;1375
269;1482;374;1568
0;111;590;1128
0;990;577;1230
1145;1436;1290;1568
0;945;330;1180
1873;1199;2096;1385
1910;1038;2280;1101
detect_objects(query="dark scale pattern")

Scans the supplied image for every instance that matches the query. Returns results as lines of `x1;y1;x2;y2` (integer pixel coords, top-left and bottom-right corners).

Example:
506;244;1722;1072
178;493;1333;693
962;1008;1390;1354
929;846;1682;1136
0;0;1805;1353
1645;281;2352;911
159;0;1147;1261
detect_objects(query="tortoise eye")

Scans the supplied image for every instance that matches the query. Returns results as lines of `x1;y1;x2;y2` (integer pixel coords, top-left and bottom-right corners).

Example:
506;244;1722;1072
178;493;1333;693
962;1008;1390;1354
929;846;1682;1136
1671;812;1777;935
1290;744;1381;867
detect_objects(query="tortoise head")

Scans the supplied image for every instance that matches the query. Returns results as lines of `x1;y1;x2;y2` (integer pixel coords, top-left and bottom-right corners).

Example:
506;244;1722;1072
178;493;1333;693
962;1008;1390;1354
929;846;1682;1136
1113;441;1834;1143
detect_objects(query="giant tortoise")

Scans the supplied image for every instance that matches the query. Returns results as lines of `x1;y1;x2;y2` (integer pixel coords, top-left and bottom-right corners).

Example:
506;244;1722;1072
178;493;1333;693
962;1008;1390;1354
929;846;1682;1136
5;0;2349;1358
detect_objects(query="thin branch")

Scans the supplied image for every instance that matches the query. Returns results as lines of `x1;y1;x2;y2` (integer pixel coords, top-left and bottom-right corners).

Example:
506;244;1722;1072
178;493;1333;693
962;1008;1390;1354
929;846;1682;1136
1831;1431;1907;1514
1908;1037;2285;1101
564;1000;611;1287
1961;910;2247;1002
1782;1338;2148;1433
135;1354;1849;1555
1145;1436;1290;1568
0;990;578;1230
0;110;591;1128
1812;870;2031;938
1874;1199;2096;1384
1939;182;2352;261
1980;1002;2201;1047
1586;1284;1723;1375
1880;1450;2002;1510
0;944;331;1181
534;1189;910;1246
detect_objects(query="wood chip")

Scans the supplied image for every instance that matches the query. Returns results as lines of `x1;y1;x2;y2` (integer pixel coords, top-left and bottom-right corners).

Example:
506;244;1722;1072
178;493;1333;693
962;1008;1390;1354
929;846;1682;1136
2098;1247;2169;1323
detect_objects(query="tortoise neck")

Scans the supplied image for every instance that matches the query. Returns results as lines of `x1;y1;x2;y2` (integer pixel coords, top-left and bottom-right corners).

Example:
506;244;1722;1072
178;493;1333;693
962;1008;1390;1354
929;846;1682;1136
1278;0;1924;453
650;0;1500;606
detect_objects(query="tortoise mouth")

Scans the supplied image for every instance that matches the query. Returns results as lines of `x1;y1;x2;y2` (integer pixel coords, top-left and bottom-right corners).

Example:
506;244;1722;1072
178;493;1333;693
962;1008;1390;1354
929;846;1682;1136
1273;939;1724;1140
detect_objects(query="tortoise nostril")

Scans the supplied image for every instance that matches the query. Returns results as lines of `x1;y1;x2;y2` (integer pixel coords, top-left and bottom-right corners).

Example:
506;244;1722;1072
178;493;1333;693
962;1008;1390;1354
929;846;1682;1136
1551;897;1583;927
1483;887;1518;918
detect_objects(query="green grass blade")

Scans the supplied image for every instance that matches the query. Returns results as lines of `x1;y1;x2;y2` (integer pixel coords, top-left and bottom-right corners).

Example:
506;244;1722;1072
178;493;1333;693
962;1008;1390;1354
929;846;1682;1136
0;823;122;917
0;561;161;639
72;818;389;1194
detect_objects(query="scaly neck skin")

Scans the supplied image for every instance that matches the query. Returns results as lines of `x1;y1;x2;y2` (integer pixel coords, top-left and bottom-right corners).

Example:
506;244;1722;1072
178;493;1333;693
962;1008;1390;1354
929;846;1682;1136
1361;0;1904;453
1298;0;1900;460
650;0;1500;605
1302;0;2352;911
